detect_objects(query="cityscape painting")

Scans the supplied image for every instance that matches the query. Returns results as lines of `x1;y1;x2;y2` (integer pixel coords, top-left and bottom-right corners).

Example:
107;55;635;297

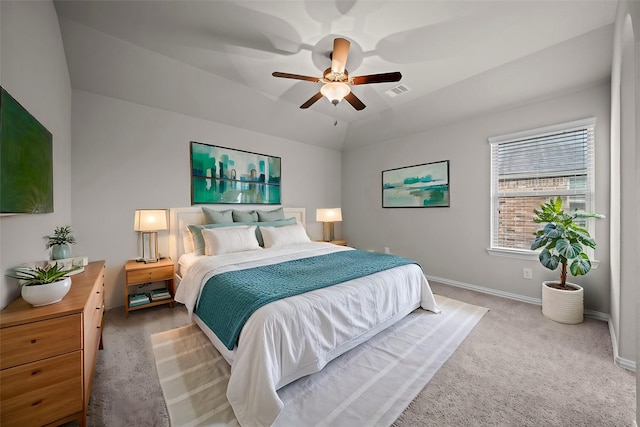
382;160;450;208
190;142;281;205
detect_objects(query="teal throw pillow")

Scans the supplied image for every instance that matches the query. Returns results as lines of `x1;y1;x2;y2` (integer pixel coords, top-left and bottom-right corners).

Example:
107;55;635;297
257;207;285;222
232;210;258;222
202;207;233;224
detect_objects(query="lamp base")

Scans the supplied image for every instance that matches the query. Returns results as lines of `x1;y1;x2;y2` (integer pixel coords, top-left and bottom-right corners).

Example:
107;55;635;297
322;222;335;242
142;258;159;264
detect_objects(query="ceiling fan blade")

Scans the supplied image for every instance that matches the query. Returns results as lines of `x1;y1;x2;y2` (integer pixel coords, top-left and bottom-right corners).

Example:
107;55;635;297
272;72;320;82
331;38;350;75
351;72;402;85
344;92;366;111
300;92;324;109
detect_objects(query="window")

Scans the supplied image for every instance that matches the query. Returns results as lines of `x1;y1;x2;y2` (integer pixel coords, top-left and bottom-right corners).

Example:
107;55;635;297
489;118;595;256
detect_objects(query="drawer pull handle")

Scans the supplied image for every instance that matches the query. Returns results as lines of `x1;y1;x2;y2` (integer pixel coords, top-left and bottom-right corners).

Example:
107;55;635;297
31;369;41;376
32;400;43;407
30;339;37;344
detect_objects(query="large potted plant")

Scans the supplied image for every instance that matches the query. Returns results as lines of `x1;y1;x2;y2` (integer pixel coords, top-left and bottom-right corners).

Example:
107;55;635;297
7;263;79;307
46;225;76;260
530;197;604;324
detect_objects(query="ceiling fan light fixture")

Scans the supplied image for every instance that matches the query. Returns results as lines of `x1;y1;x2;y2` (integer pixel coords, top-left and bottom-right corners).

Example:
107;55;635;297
321;82;350;106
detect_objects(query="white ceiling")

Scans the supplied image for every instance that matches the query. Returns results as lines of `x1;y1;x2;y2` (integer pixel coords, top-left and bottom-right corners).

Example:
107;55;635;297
54;0;617;151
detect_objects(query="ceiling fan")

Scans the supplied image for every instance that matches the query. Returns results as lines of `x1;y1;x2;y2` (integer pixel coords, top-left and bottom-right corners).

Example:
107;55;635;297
272;37;402;111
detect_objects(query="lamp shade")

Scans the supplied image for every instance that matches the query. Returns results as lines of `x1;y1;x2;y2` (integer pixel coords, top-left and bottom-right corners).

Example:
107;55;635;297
134;209;168;232
316;208;342;222
320;82;350;105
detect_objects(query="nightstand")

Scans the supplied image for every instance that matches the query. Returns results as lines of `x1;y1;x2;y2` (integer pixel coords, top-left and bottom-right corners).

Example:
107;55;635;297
124;258;175;318
315;240;348;246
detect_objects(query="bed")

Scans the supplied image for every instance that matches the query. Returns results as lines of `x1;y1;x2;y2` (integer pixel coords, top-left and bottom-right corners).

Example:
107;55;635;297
170;207;439;426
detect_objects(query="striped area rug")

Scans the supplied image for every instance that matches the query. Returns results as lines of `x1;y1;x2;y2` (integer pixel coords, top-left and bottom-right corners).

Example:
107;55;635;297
151;295;488;427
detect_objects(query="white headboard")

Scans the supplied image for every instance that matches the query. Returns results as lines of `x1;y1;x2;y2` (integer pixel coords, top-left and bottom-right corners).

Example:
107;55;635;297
168;206;306;262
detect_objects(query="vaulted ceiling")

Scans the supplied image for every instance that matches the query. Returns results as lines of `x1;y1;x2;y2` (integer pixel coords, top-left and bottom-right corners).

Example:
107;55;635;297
54;1;617;151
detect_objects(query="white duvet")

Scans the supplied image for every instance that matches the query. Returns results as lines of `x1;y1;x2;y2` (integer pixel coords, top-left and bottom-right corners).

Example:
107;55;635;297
175;242;439;426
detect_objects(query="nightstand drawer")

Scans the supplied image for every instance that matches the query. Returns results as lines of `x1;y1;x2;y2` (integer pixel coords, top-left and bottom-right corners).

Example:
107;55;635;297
127;265;173;284
0;351;83;426
0;314;81;370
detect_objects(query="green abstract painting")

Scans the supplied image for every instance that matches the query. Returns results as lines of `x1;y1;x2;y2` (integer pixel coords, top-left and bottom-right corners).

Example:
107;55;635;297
382;160;450;208
0;87;54;214
191;142;281;205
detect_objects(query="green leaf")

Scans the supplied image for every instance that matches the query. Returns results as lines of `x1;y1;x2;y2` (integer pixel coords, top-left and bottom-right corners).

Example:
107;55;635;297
570;256;591;276
574;212;606;220
553;197;563;211
556;239;582;259
543;223;563;239
530;236;548;251
539;249;559;270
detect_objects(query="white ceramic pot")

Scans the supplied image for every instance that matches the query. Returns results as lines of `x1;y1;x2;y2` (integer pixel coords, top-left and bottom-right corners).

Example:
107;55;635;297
21;277;72;307
541;280;583;324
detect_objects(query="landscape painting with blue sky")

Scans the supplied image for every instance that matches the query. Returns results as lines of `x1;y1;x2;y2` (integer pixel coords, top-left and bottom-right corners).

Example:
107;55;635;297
382;160;449;208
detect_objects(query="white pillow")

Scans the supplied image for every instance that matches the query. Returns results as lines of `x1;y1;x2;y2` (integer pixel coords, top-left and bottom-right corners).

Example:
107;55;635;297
202;225;261;256
260;223;310;248
182;229;195;254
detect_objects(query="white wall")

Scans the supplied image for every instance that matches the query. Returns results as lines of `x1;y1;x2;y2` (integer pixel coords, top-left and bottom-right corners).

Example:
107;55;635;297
0;1;72;310
70;90;342;310
610;0;640;422
342;83;611;314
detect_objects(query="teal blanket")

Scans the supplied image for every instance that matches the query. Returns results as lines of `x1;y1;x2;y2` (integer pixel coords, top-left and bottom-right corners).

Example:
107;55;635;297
195;249;418;349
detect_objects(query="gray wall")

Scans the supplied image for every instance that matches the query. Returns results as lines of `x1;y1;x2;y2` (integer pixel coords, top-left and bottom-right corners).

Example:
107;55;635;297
610;0;640;423
70;90;342;310
610;0;640;371
342;83;611;313
0;1;72;310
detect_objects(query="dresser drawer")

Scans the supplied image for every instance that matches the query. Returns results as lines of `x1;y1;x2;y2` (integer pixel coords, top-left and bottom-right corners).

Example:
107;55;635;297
0;314;81;370
0;351;83;426
85;282;104;332
127;265;173;284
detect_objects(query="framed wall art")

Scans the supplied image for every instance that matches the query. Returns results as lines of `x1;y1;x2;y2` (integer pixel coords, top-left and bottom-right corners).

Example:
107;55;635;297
190;142;281;205
382;160;450;208
0;86;54;214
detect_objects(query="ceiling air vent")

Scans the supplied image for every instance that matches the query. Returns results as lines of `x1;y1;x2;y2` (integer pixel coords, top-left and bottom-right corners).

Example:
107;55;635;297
385;84;410;97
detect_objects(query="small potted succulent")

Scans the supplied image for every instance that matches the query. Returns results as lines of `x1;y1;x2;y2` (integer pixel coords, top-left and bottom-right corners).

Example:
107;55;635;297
46;226;76;260
7;263;80;306
530;197;604;324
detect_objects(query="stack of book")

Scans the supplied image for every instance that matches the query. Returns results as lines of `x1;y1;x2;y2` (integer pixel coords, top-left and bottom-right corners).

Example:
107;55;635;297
150;288;171;302
129;293;150;307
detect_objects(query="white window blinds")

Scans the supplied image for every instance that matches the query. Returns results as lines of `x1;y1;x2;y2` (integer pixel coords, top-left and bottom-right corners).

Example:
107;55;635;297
489;118;595;251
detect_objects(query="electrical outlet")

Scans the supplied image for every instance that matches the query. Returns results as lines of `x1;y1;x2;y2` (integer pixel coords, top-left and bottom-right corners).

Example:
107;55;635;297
384;247;391;254
523;268;533;280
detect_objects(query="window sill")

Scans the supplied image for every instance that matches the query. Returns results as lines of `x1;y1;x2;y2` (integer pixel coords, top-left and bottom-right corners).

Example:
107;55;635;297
486;247;599;269
486;247;538;260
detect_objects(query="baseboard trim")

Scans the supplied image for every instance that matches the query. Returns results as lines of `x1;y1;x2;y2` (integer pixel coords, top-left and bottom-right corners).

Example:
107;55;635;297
608;318;636;371
426;275;635;372
426;275;541;305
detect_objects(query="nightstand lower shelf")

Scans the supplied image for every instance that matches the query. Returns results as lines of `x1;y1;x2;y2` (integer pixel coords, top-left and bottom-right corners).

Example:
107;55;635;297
128;298;174;312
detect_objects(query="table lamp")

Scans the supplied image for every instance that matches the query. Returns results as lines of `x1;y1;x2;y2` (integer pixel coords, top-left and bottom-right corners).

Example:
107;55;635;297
134;209;168;263
316;208;342;242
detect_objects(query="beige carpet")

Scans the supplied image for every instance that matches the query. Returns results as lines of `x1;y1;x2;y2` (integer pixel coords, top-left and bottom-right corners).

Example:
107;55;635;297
151;295;487;426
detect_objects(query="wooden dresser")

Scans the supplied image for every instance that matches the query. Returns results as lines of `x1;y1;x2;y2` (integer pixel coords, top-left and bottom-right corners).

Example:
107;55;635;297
0;261;105;427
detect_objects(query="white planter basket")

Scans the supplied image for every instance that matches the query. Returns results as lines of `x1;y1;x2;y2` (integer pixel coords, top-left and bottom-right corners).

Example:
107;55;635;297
541;281;583;324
